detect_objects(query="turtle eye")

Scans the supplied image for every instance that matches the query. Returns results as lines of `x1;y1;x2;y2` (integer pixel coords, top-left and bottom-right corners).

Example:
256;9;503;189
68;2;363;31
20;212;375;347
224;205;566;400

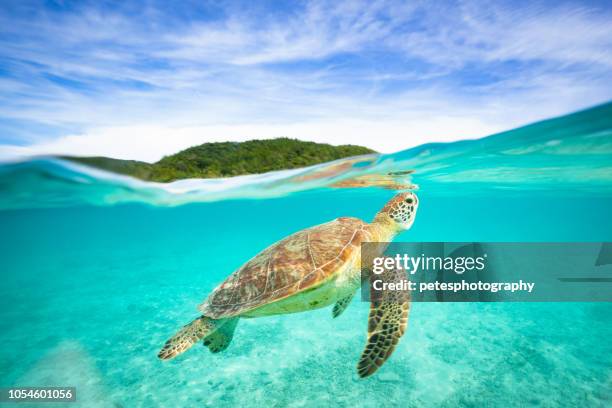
405;198;413;204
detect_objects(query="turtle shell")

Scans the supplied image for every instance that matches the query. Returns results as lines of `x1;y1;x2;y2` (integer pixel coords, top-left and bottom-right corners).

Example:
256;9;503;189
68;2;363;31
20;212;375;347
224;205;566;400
198;217;369;319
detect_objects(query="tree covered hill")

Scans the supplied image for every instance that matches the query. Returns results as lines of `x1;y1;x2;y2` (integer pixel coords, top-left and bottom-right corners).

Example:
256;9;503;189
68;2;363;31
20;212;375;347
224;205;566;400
61;138;376;182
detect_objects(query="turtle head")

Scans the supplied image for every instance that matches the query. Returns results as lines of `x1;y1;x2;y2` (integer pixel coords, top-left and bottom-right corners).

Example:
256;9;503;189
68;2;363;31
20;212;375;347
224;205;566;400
374;192;419;232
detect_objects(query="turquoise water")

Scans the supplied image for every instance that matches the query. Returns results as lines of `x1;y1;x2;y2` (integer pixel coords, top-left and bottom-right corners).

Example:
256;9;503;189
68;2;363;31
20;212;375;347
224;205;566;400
1;103;612;407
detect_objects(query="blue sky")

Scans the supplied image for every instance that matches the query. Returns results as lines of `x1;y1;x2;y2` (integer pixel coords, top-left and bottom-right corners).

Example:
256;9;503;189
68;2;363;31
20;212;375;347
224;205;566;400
0;0;611;161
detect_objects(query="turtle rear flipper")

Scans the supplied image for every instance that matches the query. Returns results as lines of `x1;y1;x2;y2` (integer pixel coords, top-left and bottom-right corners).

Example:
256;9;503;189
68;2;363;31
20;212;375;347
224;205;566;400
158;316;222;360
332;293;355;318
203;318;238;353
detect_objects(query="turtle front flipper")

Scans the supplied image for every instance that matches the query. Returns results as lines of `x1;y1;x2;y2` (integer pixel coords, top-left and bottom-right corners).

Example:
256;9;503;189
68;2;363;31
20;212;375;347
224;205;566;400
332;293;355;318
158;316;223;360
357;269;410;378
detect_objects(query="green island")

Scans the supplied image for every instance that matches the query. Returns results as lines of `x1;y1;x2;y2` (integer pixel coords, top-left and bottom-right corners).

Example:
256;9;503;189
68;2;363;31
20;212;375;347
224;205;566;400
61;138;375;182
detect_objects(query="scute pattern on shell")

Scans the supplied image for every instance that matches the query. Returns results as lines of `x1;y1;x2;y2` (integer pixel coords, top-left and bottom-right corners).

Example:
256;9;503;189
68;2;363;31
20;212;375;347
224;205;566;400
198;217;369;319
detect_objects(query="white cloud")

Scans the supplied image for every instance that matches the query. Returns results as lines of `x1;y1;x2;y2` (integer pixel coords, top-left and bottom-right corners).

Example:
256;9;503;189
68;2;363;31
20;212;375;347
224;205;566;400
0;0;611;159
389;2;612;69
0;117;499;162
161;1;417;66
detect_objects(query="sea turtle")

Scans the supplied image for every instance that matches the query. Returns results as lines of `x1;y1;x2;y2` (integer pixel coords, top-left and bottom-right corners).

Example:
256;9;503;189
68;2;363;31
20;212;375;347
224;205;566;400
158;192;419;377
